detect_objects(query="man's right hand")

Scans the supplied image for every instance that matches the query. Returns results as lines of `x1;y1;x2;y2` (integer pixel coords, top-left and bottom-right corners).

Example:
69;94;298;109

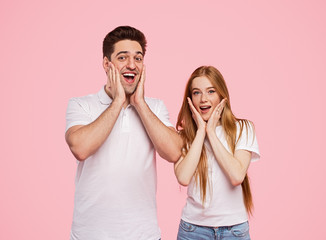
66;62;126;161
105;62;126;105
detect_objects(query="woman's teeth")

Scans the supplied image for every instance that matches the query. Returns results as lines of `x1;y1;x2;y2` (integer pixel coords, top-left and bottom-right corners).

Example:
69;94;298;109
200;106;211;110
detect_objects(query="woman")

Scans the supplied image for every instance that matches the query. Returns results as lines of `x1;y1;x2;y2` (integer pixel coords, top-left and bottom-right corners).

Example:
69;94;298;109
175;66;260;239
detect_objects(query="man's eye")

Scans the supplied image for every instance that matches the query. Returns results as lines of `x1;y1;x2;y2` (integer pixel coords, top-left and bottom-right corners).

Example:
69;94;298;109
135;57;143;62
118;56;126;61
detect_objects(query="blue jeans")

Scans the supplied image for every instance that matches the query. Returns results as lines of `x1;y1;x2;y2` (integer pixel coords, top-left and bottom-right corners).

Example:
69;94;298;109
177;219;250;240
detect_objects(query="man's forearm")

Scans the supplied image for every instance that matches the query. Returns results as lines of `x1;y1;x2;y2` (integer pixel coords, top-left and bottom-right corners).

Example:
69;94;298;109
134;101;183;163
66;99;124;161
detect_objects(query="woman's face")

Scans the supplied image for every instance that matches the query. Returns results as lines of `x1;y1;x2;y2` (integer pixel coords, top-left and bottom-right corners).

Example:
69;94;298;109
191;76;221;121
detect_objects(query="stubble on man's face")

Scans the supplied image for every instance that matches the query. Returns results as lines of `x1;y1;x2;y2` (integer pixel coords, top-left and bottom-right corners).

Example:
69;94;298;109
110;40;144;96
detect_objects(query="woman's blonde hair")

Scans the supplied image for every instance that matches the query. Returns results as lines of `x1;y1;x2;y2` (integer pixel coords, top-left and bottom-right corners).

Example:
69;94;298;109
177;66;254;215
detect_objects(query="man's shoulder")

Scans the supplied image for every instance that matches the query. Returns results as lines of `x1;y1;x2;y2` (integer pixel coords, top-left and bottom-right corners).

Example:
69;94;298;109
144;97;170;116
67;90;102;115
69;89;101;105
144;96;163;106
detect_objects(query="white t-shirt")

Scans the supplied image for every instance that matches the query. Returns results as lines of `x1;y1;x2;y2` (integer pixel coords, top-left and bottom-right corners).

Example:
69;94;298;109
181;122;260;227
65;87;173;240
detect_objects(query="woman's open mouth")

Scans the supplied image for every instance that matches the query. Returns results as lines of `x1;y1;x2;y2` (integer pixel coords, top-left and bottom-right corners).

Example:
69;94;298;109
199;106;211;114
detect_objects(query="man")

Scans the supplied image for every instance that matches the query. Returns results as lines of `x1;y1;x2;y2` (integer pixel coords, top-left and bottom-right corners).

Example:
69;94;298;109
65;26;183;240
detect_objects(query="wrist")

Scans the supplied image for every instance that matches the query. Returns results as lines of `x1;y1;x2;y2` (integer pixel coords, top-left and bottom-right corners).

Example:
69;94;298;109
197;127;206;136
112;97;125;108
133;98;147;112
206;126;216;136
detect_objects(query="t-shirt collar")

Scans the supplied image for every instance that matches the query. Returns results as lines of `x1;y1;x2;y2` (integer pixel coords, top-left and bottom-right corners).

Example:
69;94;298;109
98;86;113;105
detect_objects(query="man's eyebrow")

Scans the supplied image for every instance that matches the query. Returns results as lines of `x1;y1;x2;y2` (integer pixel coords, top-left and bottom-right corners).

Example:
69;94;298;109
115;51;128;57
115;51;144;57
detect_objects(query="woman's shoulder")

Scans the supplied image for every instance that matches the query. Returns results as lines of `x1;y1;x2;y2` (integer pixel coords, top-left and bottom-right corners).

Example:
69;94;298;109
236;118;255;127
235;119;255;137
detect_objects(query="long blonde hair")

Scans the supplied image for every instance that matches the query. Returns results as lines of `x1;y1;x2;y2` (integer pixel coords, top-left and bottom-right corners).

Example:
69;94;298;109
177;66;254;215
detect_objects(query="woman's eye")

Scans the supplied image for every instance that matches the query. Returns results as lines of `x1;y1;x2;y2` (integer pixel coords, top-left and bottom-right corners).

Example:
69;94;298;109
193;91;200;95
208;90;215;94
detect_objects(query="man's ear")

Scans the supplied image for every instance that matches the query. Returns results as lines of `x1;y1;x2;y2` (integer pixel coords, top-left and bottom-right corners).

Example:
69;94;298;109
103;56;110;73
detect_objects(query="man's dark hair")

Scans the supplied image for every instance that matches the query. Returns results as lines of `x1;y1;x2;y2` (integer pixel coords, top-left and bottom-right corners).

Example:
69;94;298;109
103;26;147;60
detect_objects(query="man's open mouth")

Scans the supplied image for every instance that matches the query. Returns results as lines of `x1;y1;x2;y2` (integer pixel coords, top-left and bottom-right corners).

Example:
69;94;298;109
123;73;136;83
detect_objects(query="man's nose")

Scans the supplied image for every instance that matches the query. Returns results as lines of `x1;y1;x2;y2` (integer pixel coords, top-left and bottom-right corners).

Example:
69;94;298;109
126;58;136;70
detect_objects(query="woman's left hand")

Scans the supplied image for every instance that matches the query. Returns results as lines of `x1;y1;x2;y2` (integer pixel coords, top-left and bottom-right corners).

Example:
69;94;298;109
207;99;227;132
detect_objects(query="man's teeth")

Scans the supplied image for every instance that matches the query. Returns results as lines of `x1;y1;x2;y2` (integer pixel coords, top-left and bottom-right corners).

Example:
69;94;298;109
123;73;135;77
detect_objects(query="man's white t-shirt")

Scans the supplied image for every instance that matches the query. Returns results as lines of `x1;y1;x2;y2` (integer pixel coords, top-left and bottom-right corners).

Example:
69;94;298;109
181;122;260;227
66;87;173;240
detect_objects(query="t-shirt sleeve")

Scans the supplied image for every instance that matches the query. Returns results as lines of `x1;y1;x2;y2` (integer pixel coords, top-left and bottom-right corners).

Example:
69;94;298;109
235;122;260;162
65;98;92;132
155;100;173;128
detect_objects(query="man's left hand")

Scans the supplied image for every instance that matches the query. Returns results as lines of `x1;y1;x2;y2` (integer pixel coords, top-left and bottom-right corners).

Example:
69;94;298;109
130;66;146;107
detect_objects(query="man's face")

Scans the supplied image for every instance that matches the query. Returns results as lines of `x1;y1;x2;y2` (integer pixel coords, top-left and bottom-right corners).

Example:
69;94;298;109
110;40;144;95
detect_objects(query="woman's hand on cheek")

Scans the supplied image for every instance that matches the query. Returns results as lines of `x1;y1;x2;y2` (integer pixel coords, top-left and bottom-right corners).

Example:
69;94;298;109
187;97;206;132
207;98;227;132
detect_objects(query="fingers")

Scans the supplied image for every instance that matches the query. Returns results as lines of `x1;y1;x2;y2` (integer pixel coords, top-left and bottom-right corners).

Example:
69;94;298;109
187;97;203;122
110;63;117;83
187;97;207;130
135;65;145;93
106;62;125;101
106;62;113;91
139;65;146;85
187;97;197;115
114;64;121;86
219;98;227;109
219;98;227;113
207;98;227;128
214;98;227;116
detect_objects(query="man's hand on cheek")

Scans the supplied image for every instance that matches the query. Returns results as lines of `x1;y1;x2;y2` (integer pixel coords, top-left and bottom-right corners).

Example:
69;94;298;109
106;62;126;105
130;66;146;107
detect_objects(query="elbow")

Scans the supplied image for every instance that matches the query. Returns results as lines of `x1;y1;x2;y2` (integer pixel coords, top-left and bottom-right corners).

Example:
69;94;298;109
231;180;242;187
158;151;181;163
161;147;183;163
177;178;190;187
230;175;245;187
73;152;88;161
175;174;191;186
167;154;181;163
69;145;89;161
66;135;90;161
159;153;176;163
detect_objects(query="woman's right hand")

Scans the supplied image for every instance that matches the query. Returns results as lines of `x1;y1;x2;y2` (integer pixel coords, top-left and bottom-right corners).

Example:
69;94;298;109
187;97;206;132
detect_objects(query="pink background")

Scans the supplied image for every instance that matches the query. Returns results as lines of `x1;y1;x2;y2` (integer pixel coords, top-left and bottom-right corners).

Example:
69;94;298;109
1;0;325;239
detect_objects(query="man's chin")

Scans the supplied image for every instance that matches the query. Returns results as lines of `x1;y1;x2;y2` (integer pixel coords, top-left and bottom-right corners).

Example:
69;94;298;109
124;81;139;95
123;86;137;96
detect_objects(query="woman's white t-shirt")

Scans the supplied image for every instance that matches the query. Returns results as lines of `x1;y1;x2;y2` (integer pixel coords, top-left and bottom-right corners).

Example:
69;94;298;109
181;122;260;227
